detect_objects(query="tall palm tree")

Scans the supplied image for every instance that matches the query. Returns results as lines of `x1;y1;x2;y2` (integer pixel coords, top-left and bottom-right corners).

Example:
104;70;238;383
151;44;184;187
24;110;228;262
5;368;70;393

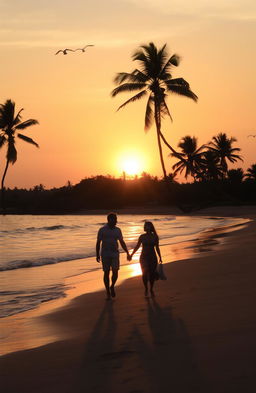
0;99;39;209
245;164;256;181
111;42;198;179
208;133;242;177
171;136;205;181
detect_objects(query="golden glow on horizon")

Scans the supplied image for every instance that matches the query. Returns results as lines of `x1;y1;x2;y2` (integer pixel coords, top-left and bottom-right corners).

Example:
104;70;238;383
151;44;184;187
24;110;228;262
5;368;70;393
118;151;147;177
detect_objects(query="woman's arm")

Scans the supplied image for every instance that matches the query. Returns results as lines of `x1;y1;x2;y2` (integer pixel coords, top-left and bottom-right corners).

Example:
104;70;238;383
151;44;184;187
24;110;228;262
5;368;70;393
155;237;162;263
130;236;142;259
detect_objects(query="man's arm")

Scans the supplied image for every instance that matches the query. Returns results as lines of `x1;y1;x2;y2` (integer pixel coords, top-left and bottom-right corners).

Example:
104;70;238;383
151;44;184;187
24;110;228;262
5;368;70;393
119;237;131;260
96;239;101;262
96;229;102;262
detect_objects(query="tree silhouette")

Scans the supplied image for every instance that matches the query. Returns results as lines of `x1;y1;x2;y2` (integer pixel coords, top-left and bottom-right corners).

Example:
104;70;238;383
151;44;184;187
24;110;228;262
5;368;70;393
171;136;205;181
245;164;256;181
111;42;197;179
227;168;244;185
0;99;39;210
208;133;242;177
200;150;223;181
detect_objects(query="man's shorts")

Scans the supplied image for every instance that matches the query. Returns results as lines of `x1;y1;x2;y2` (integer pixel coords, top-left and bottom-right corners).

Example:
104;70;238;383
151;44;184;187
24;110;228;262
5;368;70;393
101;255;120;272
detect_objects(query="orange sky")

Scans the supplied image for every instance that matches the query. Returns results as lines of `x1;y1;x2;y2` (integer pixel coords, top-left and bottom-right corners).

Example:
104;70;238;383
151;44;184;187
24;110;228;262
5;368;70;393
0;0;256;188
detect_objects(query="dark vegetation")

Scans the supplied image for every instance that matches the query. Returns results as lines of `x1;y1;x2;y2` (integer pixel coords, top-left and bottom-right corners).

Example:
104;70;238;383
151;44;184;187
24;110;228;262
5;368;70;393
2;169;256;214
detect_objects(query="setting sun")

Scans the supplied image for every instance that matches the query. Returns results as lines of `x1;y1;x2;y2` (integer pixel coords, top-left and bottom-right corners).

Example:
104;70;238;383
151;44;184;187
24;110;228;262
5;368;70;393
117;151;147;177
123;158;141;176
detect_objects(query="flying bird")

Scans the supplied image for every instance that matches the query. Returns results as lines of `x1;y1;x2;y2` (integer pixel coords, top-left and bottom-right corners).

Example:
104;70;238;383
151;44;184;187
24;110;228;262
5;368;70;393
55;48;75;55
247;134;256;138
75;45;94;52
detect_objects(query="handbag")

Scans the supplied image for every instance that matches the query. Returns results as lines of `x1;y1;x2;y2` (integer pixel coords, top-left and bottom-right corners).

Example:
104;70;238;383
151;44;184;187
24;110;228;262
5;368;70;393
157;263;167;280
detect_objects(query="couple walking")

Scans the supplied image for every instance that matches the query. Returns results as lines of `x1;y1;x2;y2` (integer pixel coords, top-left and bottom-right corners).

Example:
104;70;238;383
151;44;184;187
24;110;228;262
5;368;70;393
96;213;162;300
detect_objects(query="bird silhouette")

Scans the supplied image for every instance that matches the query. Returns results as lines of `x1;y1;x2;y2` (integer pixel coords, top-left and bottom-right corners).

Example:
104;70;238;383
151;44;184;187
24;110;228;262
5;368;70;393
55;48;75;55
75;45;94;52
247;134;256;138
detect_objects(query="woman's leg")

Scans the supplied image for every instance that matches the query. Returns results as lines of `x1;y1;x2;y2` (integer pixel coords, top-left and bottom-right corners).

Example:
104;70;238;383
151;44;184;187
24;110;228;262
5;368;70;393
149;274;155;297
149;265;157;297
142;272;148;296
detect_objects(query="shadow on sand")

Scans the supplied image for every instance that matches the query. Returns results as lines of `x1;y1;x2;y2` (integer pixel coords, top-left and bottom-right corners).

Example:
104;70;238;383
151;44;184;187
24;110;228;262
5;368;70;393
75;297;205;393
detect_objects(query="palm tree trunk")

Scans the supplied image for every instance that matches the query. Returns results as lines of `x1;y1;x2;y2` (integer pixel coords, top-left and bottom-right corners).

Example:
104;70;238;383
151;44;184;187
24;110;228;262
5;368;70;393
154;101;167;179
1;159;9;211
158;130;180;157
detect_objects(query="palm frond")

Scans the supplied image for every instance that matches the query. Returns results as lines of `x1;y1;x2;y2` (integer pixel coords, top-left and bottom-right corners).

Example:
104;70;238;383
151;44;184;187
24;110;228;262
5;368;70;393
161;54;180;76
15;119;39;130
7;141;17;164
144;95;154;131
166;78;190;89
17;133;39;147
113;71;146;84
117;90;148;111
13;108;24;126
166;82;198;101
111;82;146;97
0;135;7;148
132;69;149;83
0;99;15;127
160;99;173;122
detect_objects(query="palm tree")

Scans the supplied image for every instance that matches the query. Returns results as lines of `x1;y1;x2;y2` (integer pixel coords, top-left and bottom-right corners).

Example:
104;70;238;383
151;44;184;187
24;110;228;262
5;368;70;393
0;99;39;209
171;136;205;181
208;133;243;177
245;164;256;181
200;150;223;181
111;42;198;179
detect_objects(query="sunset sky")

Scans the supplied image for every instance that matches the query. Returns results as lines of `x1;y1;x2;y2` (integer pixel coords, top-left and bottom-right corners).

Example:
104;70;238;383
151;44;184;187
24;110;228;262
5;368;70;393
0;0;255;189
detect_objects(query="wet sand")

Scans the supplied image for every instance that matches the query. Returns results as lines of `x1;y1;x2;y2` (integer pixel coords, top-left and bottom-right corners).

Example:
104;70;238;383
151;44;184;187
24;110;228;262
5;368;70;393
1;206;256;393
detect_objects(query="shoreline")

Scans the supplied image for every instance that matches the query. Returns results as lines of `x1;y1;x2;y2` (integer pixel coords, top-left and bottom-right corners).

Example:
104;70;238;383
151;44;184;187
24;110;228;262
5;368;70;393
2;204;256;216
1;207;256;392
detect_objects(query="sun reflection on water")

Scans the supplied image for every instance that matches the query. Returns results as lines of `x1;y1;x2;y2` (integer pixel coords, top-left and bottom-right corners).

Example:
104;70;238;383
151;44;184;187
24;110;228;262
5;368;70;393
128;262;142;277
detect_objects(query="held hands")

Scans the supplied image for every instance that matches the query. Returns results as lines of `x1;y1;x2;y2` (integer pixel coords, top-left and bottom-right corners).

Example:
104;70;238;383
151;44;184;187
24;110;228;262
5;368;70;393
127;252;132;261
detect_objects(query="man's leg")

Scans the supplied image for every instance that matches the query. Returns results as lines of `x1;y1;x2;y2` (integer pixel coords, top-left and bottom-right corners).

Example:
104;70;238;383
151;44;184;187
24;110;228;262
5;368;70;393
103;269;111;299
110;268;118;297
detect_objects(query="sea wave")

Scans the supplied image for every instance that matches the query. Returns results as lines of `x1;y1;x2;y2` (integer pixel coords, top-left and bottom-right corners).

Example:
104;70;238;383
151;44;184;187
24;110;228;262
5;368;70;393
140;217;176;222
0;252;95;271
0;224;83;235
0;284;70;318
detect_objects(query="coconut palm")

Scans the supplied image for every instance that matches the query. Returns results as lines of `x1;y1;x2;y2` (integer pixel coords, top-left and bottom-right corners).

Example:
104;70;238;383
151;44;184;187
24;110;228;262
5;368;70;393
208;133;242;177
171;136;205;181
111;42;198;179
0;99;39;209
200;150;223;181
245;164;256;181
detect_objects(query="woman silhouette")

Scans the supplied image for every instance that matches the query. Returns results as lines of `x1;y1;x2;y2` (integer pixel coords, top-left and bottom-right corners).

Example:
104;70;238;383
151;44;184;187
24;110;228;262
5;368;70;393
131;221;162;297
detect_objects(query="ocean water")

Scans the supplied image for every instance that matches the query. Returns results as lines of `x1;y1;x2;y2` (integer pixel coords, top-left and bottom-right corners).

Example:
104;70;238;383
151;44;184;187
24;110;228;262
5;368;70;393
0;214;247;318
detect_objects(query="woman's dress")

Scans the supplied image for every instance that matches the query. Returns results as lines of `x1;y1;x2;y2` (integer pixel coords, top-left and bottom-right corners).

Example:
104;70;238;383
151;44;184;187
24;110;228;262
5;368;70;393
139;234;158;276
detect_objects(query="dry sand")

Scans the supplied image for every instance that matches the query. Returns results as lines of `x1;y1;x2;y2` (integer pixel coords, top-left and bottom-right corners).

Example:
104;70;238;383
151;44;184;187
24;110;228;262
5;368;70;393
1;206;256;393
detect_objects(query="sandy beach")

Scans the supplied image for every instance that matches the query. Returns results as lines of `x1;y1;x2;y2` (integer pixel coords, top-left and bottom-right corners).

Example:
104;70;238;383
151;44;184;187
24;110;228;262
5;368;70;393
1;206;256;393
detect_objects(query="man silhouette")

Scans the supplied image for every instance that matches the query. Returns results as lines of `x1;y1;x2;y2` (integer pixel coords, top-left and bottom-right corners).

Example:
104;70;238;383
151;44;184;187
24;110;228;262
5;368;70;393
96;213;130;299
